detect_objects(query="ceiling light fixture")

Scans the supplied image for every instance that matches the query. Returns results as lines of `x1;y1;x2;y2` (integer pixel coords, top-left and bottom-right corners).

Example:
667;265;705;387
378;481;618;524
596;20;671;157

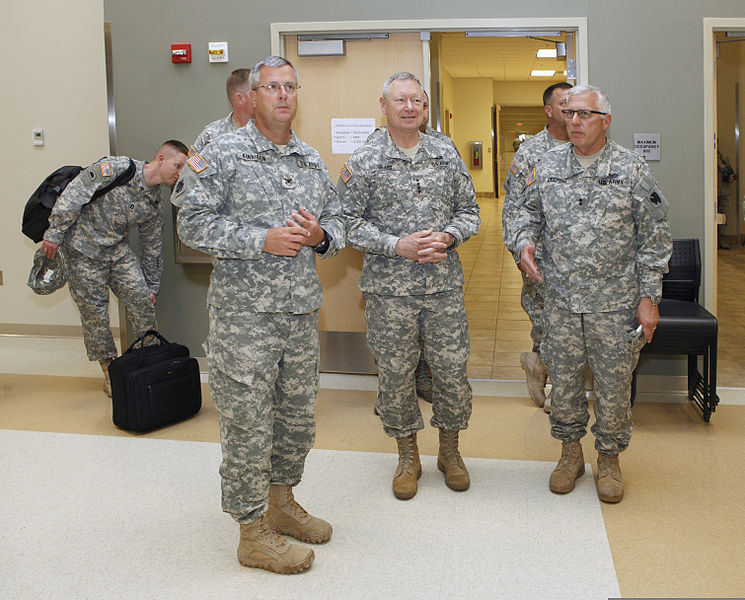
537;48;557;58
531;70;555;77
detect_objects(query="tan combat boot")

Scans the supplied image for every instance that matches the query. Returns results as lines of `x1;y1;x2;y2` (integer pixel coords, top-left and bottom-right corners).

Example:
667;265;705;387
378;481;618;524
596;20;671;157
393;433;422;500
437;429;470;491
99;359;113;397
520;351;548;407
596;452;624;503
549;441;585;493
266;484;332;543
237;514;314;574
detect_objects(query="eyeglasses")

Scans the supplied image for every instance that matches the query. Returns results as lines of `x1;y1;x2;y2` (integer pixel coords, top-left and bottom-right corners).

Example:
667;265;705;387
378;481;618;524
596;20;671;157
390;97;423;107
561;109;607;120
257;82;300;95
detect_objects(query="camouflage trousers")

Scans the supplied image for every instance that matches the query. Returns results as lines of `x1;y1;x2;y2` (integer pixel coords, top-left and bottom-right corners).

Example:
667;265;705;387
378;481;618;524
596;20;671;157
541;304;640;454
364;290;472;438
521;271;544;352
65;245;156;361
207;306;319;524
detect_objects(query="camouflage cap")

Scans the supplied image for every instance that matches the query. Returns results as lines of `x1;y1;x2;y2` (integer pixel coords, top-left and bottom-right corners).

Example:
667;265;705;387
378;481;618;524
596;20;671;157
27;247;68;295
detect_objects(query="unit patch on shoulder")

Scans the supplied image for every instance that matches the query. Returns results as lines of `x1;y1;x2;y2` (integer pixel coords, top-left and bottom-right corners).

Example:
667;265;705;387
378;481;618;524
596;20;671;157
509;160;519;175
187;153;209;174
100;162;112;177
187;145;197;157
526;168;536;186
340;162;353;183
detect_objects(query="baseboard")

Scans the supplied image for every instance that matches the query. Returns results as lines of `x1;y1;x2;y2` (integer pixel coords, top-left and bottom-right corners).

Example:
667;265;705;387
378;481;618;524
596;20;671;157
0;323;120;339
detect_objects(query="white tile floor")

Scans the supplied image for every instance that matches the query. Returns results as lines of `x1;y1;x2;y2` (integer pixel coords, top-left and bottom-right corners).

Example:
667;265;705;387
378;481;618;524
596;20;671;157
1;430;620;600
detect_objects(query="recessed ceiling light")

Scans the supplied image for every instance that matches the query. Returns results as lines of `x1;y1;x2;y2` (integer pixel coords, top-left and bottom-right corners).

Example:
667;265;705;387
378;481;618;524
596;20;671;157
531;70;555;77
537;48;557;58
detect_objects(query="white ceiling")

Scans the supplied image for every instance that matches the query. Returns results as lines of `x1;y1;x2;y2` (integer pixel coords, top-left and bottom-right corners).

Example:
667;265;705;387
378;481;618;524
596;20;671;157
439;32;568;82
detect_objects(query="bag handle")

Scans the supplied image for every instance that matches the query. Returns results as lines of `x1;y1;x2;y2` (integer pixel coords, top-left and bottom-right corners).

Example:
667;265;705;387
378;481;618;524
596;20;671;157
124;329;170;354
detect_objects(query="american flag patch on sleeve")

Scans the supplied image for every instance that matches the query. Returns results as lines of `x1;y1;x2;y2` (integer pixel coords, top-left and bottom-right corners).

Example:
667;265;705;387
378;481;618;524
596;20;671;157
526;168;536;186
187;153;209;173
340;162;353;183
509;160;519;175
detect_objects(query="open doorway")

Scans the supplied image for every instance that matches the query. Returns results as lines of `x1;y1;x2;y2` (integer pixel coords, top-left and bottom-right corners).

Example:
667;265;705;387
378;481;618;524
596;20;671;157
273;19;587;378
715;29;745;388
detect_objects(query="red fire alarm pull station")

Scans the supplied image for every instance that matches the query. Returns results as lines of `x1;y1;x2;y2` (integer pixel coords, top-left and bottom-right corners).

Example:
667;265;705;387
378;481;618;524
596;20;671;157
171;43;192;64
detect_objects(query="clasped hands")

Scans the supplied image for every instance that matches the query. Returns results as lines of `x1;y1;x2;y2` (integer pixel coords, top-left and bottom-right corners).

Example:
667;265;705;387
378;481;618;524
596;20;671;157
396;230;454;264
263;207;324;257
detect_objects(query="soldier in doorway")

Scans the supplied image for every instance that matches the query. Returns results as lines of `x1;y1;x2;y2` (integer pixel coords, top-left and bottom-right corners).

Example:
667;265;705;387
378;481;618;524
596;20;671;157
502;82;572;412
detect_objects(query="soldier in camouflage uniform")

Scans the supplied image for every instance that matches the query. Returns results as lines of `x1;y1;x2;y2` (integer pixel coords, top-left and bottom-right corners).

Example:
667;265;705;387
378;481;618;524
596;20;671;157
339;72;480;500
514;85;672;503
40;140;188;395
173;56;344;574
365;92;459;406
502;82;572;412
192;68;254;154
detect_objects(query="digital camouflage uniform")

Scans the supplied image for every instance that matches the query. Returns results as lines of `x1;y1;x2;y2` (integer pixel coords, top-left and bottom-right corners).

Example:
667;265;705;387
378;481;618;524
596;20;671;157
514;139;672;453
367;125;459;394
339;130;480;438
173;121;344;524
175;114;240;209
43;157;162;361
192;113;238;155
502;126;568;350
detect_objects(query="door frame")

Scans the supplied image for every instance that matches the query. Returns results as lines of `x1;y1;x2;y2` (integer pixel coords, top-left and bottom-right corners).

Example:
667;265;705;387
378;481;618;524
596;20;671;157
704;18;745;310
270;18;588;88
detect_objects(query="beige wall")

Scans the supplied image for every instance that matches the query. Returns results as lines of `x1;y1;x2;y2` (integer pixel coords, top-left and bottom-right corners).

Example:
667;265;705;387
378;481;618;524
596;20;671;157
452;78;494;193
2;1;110;326
493;81;550;106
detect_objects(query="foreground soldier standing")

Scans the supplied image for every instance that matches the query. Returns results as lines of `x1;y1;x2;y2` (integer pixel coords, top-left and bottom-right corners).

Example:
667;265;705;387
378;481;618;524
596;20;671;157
514;85;672;503
174;56;344;573
40;140;188;395
339;72;480;500
502;82;571;411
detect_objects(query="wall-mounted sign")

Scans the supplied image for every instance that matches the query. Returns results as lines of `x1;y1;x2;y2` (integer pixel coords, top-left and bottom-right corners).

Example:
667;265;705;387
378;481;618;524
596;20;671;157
331;118;376;154
633;133;661;161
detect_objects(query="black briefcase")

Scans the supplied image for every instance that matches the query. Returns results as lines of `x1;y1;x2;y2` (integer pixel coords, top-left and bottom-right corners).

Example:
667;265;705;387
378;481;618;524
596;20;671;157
109;330;202;432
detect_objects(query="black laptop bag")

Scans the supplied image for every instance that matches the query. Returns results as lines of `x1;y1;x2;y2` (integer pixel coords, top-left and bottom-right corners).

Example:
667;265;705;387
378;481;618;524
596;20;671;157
109;330;201;432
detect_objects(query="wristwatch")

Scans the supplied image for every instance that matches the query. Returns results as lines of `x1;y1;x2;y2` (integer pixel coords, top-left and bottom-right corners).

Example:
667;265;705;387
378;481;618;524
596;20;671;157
312;230;331;254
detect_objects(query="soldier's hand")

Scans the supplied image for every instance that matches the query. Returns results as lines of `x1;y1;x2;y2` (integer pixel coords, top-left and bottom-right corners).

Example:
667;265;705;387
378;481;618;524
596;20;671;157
263;226;308;257
150;292;157;306
286;206;324;247
519;244;543;282
396;230;432;261
41;240;59;260
416;231;454;264
636;297;659;343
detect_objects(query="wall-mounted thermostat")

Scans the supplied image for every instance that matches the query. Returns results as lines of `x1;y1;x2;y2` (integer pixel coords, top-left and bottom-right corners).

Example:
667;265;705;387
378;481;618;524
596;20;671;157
208;42;229;63
32;129;45;146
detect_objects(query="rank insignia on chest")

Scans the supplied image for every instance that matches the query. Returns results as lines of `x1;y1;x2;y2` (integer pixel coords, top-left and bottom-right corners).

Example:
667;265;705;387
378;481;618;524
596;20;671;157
100;162;112;177
340;162;353;183
187;153;209;174
510;160;519;175
526;168;536;186
282;176;296;189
